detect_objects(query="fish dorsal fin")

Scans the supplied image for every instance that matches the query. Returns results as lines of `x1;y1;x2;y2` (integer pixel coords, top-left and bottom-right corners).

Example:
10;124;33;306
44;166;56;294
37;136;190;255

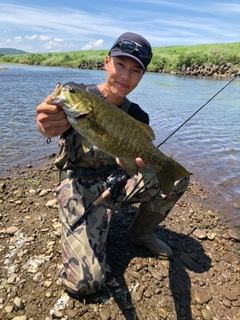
137;121;155;140
82;137;92;153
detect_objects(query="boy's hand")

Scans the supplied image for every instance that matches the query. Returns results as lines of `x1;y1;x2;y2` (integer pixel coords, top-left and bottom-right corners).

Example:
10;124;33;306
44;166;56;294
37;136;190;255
36;96;70;137
116;157;146;169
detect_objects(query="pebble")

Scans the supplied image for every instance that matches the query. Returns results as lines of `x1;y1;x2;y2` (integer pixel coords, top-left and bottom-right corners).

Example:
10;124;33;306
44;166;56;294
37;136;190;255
39;189;49;197
193;229;207;239
46;199;58;208
5;305;14;313
194;287;212;304
227;228;240;241
65;309;79;318
201;308;212;320
99;309;111;320
14;297;25;310
51;310;63;318
6;226;18;235
207;232;216;240
1;163;240;320
28;189;37;195
0;182;6;192
224;287;240;301
44;280;52;288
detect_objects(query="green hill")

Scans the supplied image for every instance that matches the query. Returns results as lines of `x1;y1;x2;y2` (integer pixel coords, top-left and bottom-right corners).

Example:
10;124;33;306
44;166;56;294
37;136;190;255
0;48;28;55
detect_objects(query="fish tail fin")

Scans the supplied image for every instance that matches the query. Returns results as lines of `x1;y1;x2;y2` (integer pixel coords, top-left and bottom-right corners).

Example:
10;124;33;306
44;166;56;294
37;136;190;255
157;158;191;194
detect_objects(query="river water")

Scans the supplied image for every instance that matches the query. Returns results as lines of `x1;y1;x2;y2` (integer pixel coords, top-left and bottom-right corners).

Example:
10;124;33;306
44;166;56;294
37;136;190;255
0;64;239;226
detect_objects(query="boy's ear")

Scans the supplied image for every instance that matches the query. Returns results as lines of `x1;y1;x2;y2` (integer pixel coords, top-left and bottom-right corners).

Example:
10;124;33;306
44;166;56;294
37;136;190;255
104;55;111;70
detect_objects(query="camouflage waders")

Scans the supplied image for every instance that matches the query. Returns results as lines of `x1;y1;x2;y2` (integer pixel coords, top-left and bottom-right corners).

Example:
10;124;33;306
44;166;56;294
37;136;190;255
56;167;189;295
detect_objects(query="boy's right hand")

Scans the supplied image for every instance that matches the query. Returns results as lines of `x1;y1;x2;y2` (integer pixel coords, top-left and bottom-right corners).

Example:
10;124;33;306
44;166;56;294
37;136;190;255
36;95;70;137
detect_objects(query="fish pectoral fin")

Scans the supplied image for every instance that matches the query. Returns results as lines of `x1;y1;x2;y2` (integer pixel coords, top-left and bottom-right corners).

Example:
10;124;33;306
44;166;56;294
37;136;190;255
82;137;92;153
137;121;156;140
120;159;139;177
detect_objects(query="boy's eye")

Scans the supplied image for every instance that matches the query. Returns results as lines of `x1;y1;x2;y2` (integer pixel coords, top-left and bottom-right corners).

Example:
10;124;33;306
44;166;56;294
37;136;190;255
134;69;141;73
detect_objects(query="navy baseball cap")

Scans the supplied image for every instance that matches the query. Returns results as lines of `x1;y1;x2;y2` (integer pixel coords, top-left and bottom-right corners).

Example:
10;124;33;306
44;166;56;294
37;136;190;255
109;32;152;71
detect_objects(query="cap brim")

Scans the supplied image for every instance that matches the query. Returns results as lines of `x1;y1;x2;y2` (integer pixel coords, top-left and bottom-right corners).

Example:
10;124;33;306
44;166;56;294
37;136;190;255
110;51;146;71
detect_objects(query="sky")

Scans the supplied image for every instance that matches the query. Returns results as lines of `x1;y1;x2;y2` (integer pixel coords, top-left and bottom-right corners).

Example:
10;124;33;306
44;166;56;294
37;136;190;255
0;0;240;53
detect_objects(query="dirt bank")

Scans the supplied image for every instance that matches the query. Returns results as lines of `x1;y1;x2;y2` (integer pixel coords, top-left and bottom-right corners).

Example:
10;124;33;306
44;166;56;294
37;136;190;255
0;161;240;320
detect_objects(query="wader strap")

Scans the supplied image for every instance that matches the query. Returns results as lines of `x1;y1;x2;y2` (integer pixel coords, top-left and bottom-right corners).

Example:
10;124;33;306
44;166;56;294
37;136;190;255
86;85;132;113
120;97;131;113
86;85;103;97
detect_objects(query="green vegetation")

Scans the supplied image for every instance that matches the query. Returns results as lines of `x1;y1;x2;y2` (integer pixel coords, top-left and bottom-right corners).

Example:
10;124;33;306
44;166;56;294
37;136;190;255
0;42;240;73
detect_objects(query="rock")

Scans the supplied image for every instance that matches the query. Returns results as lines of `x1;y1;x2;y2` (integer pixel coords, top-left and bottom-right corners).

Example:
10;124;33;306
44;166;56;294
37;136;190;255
65;309;79;318
207;232;216;240
99;309;111;320
28;189;37;195
227;228;240;241
13;297;25;310
5;305;14;313
46;199;58;208
224;287;240;301
194;287;212;304
201;308;212;320
193;229;207;239
0;162;239;320
13;187;24;197
6;226;18;235
51;310;63;318
43;280;52;288
0;182;6;193
39;189;49;197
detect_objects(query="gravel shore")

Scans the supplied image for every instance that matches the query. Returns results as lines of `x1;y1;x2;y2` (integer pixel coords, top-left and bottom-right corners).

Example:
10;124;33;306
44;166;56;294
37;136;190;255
0;161;240;320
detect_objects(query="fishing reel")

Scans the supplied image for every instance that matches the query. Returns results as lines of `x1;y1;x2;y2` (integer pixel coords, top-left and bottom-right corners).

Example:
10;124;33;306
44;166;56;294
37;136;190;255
106;168;129;200
69;168;129;230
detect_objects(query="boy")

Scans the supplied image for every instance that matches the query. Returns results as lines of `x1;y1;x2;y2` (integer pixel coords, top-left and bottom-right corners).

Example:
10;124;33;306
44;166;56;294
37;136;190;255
36;32;189;295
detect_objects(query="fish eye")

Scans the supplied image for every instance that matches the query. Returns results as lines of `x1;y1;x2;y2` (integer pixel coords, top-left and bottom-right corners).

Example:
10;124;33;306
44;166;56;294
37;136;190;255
69;87;75;93
65;85;75;93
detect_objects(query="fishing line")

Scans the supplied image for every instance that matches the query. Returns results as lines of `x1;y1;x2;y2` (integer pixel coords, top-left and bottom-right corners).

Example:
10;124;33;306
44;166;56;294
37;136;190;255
157;74;239;148
123;74;239;203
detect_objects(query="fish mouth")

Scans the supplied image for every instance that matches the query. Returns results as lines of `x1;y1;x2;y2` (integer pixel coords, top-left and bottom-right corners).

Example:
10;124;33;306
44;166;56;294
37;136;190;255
74;113;89;120
72;111;92;121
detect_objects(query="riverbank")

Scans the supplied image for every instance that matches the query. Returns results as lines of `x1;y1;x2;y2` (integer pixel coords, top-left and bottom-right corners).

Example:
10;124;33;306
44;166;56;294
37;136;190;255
1;42;240;74
0;160;240;320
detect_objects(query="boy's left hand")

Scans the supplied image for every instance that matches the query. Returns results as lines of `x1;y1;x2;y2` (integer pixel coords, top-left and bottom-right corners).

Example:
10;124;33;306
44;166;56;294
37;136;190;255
116;157;146;168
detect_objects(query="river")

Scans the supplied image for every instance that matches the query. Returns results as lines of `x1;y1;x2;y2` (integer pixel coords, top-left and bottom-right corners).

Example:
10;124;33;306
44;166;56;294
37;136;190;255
0;64;239;226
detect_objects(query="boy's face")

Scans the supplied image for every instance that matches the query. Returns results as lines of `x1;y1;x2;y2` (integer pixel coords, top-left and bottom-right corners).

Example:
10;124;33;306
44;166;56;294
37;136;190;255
104;55;144;99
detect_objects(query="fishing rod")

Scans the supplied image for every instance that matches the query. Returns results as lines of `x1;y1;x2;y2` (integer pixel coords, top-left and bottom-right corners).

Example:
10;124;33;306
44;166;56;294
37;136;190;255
122;73;239;203
157;74;239;148
68;74;239;230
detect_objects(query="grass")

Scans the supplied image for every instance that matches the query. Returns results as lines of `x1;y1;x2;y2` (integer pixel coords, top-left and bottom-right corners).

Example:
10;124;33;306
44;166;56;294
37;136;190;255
1;42;240;73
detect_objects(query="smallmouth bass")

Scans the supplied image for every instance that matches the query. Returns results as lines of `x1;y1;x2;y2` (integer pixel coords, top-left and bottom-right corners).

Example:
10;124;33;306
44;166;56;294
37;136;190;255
48;83;191;194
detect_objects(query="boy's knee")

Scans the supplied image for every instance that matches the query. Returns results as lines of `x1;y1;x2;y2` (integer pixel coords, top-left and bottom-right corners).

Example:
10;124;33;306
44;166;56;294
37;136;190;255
59;264;106;295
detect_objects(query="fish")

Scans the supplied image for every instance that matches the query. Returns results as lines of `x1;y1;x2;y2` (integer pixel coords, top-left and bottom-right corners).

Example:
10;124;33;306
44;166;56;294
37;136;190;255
48;83;191;194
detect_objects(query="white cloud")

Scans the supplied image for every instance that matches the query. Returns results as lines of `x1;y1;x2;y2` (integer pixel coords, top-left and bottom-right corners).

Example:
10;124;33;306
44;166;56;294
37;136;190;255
14;36;22;41
0;1;239;52
39;35;51;41
25;35;38;40
54;38;64;42
81;39;103;50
